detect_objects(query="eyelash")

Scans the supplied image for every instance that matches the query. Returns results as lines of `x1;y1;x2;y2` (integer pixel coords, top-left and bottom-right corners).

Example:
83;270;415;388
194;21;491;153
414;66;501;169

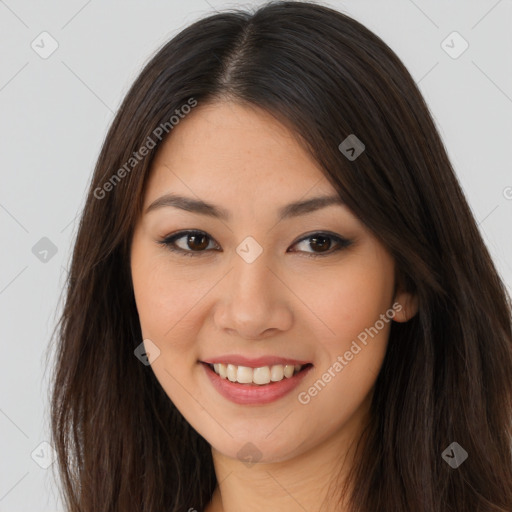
157;230;353;258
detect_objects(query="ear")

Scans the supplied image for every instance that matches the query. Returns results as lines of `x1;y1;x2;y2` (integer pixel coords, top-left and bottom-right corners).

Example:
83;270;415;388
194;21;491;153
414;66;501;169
392;279;419;323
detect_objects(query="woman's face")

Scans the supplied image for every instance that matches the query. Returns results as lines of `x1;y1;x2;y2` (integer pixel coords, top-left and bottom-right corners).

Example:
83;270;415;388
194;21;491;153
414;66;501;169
130;100;414;464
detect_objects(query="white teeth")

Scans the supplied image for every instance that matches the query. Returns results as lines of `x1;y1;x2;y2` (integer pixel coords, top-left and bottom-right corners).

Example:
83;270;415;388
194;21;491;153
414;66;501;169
253;366;271;385
210;362;305;385
283;364;295;378
270;364;284;382
218;363;227;379
226;364;238;382
237;366;253;384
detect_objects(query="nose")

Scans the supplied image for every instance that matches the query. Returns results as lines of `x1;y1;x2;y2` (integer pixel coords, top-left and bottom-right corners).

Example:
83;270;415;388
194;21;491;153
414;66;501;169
213;252;294;340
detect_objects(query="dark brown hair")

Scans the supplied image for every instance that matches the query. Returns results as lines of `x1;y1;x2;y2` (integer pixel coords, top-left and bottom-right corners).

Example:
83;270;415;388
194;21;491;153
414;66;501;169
47;1;512;510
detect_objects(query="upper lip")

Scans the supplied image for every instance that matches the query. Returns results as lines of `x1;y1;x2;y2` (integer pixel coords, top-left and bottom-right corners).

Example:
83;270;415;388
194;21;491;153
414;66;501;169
202;355;311;368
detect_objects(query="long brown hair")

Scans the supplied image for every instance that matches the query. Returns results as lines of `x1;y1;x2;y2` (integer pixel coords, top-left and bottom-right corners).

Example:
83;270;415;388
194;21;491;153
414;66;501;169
47;1;512;510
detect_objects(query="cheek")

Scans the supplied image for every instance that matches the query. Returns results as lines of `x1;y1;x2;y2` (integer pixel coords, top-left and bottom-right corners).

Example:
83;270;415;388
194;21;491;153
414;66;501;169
294;255;395;352
131;242;208;353
292;270;393;440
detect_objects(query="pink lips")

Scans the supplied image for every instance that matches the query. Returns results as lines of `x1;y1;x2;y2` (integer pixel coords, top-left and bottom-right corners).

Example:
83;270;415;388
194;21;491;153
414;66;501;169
201;361;313;405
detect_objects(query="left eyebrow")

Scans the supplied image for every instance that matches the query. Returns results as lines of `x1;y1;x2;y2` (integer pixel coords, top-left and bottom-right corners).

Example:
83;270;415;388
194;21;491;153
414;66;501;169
144;193;344;221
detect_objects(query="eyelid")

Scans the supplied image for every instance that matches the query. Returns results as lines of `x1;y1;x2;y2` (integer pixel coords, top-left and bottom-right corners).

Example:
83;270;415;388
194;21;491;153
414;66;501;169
158;229;352;258
290;230;351;248
158;230;220;257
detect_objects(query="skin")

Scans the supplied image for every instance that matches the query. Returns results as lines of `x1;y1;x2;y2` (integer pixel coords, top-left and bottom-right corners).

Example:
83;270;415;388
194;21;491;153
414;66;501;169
130;100;418;512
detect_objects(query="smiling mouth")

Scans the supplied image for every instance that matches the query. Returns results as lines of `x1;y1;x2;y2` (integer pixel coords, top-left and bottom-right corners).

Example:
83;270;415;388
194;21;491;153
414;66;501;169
205;362;313;386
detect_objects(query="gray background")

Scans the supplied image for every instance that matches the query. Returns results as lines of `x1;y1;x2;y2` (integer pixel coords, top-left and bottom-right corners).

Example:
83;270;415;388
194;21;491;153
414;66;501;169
1;0;511;510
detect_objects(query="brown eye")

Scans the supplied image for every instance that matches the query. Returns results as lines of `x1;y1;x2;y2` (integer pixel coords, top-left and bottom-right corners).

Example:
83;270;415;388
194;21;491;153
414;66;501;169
159;230;218;257
159;230;352;259
185;233;209;251
308;234;332;253
290;232;352;257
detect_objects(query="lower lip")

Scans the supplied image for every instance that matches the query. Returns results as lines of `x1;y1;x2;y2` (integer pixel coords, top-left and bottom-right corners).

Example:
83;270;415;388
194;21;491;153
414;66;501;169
201;363;313;405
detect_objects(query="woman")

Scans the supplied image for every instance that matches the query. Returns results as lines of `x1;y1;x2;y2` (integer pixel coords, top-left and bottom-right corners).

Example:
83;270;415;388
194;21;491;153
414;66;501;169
49;1;512;511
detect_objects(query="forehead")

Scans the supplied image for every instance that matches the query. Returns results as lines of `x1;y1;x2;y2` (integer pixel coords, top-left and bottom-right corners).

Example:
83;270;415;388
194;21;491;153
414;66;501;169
144;101;334;205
